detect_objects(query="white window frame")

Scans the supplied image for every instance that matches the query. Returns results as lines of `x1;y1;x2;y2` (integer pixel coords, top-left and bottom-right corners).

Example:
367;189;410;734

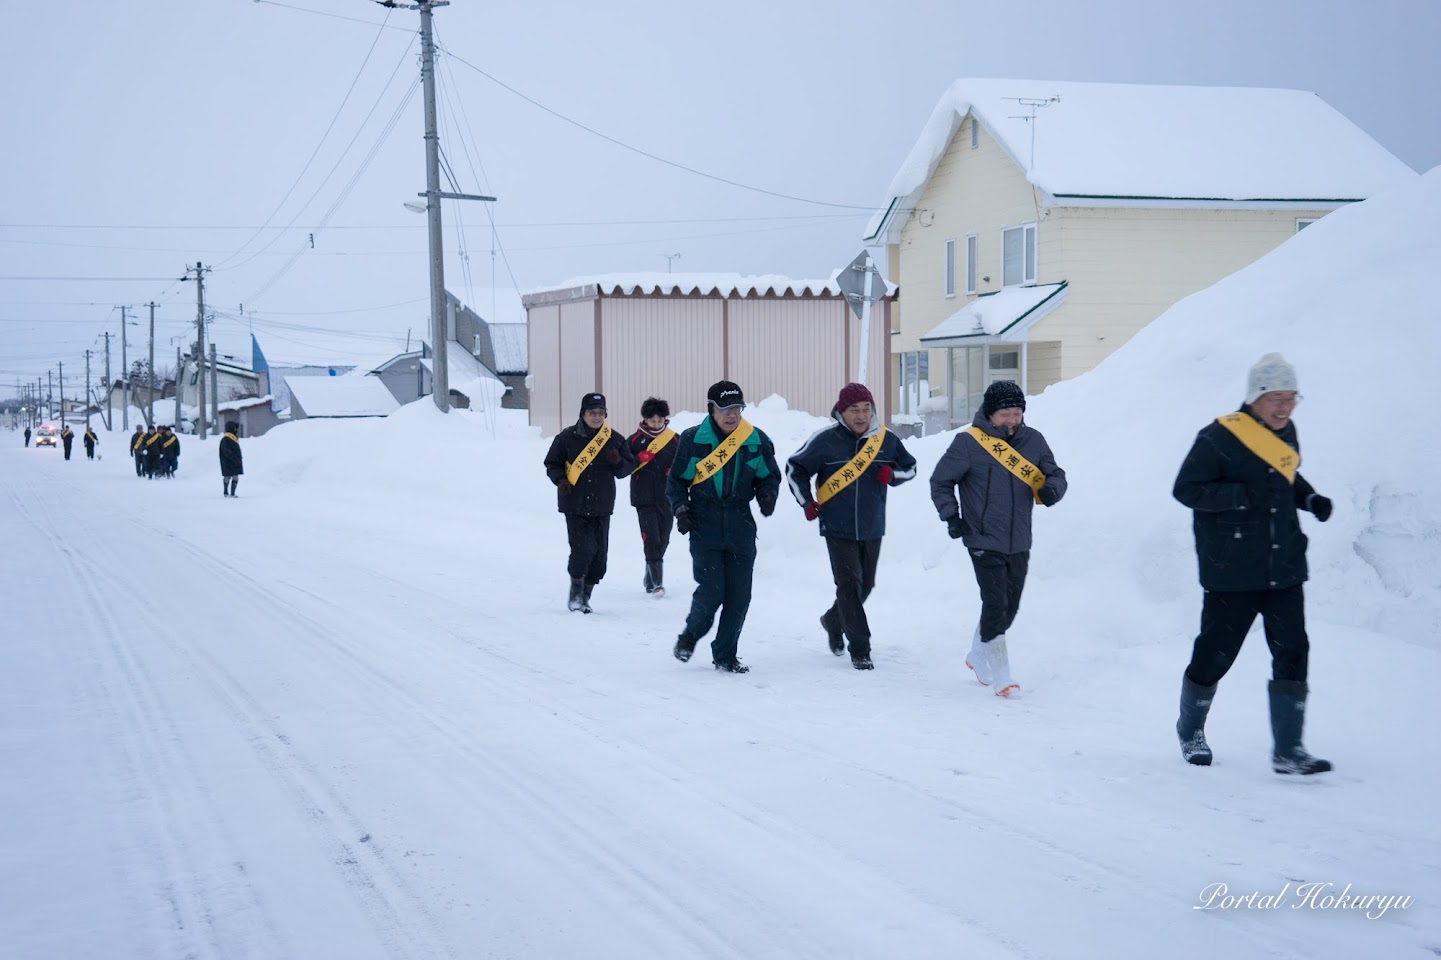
1295;218;1318;233
944;238;956;297
1001;222;1038;287
964;234;977;294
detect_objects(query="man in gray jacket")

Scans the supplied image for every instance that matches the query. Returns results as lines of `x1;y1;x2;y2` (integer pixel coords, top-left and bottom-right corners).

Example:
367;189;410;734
929;380;1067;696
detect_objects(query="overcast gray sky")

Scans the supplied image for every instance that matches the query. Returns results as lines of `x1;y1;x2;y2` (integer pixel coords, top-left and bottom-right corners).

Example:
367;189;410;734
2;0;1437;387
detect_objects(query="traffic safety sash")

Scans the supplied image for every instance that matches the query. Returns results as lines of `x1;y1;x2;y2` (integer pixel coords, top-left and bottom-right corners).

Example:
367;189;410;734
163;437;176;450
631;428;676;474
224;433;239;444
1215;412;1299;483
816;426;887;505
565;422;613;486
966;426;1044;504
690;419;754;486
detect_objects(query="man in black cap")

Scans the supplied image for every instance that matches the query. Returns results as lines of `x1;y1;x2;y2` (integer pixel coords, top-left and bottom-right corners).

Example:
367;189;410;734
666;380;781;673
543;392;636;613
929;380;1067;697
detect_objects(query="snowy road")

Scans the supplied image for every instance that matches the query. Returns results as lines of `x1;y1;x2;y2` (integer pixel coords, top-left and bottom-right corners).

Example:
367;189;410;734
2;431;1434;959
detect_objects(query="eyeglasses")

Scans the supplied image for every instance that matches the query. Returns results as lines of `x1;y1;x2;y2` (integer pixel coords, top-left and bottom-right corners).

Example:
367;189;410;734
1257;393;1303;407
715;403;745;415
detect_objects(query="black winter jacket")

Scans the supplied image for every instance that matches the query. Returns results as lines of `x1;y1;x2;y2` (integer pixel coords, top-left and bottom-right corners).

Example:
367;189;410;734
785;412;917;540
543;419;636;517
219;433;243;477
1173;406;1323;592
929;410;1067;554
665;417;781;547
627;426;678;508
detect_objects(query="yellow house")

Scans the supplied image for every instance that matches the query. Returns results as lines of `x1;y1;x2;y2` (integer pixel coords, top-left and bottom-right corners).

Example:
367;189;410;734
867;79;1416;425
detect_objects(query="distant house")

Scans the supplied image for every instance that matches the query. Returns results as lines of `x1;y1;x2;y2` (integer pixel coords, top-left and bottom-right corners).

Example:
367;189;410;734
285;374;400;420
867;79;1415;425
218;396;281;437
370;291;527;410
522;274;893;438
176;353;261;409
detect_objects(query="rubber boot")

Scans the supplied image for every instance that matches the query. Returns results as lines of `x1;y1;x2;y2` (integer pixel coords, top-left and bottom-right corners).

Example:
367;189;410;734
567;578;585;612
1269;680;1332;775
988;636;1020;698
1177;673;1216;766
966;623;994;685
580;582;594;614
647;561;664;598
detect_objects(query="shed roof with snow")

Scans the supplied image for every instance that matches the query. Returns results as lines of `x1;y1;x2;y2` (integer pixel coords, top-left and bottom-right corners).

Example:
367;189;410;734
284;374;400;419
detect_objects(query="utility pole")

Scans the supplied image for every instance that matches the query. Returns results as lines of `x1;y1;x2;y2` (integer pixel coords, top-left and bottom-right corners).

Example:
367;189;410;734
209;342;219;435
58;362;65;429
103;331;112;428
47;370;53;422
175;346;183;434
85;350;91;429
147;302;157;428
120;305;129;430
184;262;210;439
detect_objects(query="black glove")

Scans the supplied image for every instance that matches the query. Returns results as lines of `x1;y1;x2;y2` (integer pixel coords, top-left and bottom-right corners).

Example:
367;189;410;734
1038;485;1059;507
557;479;573;497
757;492;776;517
604;446;622;465
1307;494;1333;522
675;506;693;535
946;515;967;540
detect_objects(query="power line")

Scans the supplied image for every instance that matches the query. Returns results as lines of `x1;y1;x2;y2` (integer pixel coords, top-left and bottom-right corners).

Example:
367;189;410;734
0;276;180;281
438;44;874;211
252;0;414;33
0;215;858;229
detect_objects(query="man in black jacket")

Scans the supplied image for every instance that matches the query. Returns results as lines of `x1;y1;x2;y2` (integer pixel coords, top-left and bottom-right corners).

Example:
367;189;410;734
929;380;1067;697
628;397;679;597
786;382;917;669
160;425;181;478
131;425;146;476
220;421;243;497
1173;353;1332;775
666;381;781;673
83;426;98;459
23;426;30;447
60;425;74;460
543;392;636;613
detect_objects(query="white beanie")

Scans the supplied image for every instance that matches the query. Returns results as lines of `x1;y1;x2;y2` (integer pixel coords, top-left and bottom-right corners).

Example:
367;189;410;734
1246;353;1298;404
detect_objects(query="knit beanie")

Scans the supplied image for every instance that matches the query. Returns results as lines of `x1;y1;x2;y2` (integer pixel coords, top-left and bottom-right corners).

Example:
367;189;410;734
1245;353;1298;404
836;382;874;410
981;380;1026;418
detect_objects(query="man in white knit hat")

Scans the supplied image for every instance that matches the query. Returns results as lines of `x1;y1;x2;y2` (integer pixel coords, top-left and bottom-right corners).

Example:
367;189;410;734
1171;353;1333;775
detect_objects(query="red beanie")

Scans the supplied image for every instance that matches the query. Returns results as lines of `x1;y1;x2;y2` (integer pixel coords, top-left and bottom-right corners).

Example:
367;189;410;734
836;382;874;410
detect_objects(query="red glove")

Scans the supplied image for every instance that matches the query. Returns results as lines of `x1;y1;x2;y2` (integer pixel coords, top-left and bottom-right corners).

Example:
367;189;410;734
804;500;820;522
637;449;654;463
876;465;893;485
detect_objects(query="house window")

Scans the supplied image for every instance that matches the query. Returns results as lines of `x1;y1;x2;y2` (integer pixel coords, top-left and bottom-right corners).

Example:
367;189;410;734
1295;218;1318;233
944;238;956;297
899;351;931;414
970;118;979;149
1002;223;1037;286
965;235;977;294
989;350;1019;371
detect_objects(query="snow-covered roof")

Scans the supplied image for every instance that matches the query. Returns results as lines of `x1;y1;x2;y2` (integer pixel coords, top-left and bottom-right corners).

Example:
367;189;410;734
867;79;1417;239
525;271;898;301
488;324;528;374
920;283;1068;344
218;395;273;413
284;374;399;418
420;342;500;387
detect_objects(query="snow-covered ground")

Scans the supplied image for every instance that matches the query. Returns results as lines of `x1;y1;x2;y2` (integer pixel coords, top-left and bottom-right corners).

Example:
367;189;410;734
4;171;1440;959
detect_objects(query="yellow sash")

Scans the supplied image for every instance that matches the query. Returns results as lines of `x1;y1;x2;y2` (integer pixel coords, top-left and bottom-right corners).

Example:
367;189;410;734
691;419;754;486
631;428;676;474
132;434;144;451
1215;413;1299;483
163;437;176;449
146;435;159;447
817;426;887;505
966;426;1044;504
224;432;239;444
565;422;612;486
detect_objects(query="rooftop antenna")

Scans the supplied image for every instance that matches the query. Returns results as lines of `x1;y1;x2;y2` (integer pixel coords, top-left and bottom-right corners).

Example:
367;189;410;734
661;252;682;273
1003;95;1061;171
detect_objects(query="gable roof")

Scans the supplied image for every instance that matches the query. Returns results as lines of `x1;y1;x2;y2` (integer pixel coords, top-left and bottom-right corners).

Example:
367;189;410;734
487;324;527;375
284;374;400;418
920;283;1068;345
867;79;1416;240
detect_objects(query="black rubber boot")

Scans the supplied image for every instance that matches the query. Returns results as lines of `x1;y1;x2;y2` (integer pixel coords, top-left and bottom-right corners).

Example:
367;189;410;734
1177;673;1217;766
580;582;594;614
646;561;664;596
643;565;654;593
821;612;845;656
1269;680;1332;775
567;578;585;612
673;633;696;662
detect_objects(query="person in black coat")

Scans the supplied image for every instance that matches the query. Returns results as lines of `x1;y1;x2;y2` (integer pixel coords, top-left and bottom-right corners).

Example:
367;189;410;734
144;427;162;478
787;382;917;670
1172;353;1332;775
131;425;146;476
543;392;637;613
220;420;244;497
628;397;680;597
160;425;181;478
83;426;98;459
60;425;74;460
666;381;781;673
23;426;30;447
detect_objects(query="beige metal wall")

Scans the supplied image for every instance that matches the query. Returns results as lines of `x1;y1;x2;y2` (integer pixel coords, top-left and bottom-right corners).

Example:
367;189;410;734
728;298;847;417
555;299;598;430
598;297;724;426
527;303;562;436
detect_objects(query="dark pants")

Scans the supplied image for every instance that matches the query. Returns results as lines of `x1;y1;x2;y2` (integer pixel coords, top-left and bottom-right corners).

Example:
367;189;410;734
565;514;611;584
635;504;673;562
134;452;144;476
62;441;72;460
683;535;757;665
84;443;95;459
1185;586;1308;687
820;537;882;659
970;549;1029;641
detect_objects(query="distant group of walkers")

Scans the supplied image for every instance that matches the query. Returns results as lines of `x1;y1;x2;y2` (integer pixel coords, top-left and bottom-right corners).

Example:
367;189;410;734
543;352;1334;777
129;425;182;479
